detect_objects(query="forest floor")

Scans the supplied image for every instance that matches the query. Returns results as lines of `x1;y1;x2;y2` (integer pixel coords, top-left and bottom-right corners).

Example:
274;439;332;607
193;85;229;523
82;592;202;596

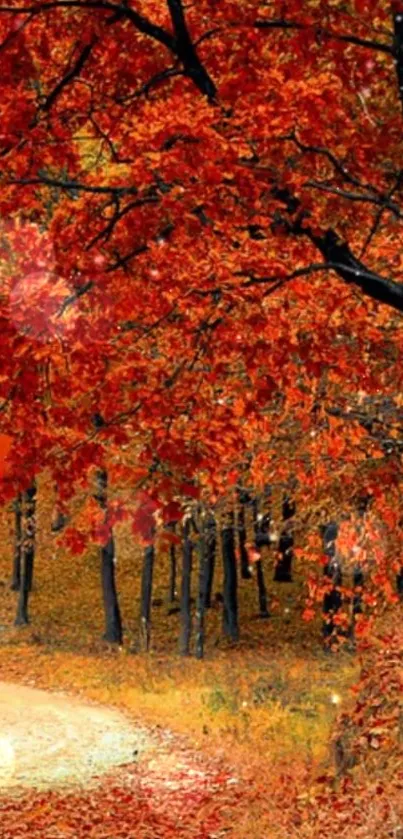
0;485;400;837
0;644;357;838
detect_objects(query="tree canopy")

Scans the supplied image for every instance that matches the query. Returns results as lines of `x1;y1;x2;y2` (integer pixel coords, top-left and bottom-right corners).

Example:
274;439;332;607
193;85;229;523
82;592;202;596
0;0;402;531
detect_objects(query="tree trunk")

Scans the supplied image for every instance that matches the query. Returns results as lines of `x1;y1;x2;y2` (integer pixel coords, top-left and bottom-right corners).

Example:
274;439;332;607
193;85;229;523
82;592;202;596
203;511;216;608
252;499;270;617
10;493;22;591
274;495;294;582
140;544;155;652
168;521;177;603
321;521;342;643
25;483;36;593
101;532;122;644
95;469;123;645
14;546;30;626
397;567;403;599
222;512;239;640
180;518;193;655
195;517;207;660
322;544;343;645
352;564;364;615
237;491;252;579
14;483;36;625
347;562;364;642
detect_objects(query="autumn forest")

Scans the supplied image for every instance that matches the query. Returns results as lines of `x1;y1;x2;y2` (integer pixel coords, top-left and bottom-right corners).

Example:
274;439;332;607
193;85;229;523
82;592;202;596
0;0;402;837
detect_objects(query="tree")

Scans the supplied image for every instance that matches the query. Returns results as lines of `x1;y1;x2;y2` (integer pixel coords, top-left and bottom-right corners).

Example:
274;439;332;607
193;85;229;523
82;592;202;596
221;509;239;641
14;482;36;626
179;515;193;655
10;493;22;591
0;0;402;637
94;468;123;644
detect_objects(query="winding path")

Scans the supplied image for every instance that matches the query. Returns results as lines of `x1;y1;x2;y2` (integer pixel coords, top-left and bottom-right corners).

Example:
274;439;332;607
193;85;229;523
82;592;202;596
0;681;150;792
0;681;238;837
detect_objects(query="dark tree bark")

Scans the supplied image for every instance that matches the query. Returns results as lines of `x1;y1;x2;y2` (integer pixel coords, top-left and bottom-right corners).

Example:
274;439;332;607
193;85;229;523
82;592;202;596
101;532;122;644
167;521;177;603
14;548;30;626
51;484;68;533
51;509;67;533
352;564;364;616
24;483;36;593
203;511;216;608
10;493;22;591
397;567;403;599
95;469;123;645
14;483;36;626
271;186;403;315
140;544;155;652
322;521;343;644
195;516;208;660
221;511;239;640
251;499;270;617
348;503;369;636
237;490;252;579
393;11;403;113
274;495;295;582
180;517;193;655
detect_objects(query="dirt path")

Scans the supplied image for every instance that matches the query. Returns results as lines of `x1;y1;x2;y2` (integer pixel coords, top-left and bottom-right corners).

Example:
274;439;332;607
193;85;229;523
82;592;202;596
0;682;239;837
0;681;151;792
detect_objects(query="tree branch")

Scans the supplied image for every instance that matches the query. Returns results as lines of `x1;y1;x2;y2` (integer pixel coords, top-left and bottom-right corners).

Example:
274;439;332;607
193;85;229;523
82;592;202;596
8;176;138;196
254;17;393;55
0;0;216;98
41;38;98;112
393;11;403;111
268;185;403;312
305;181;402;218
305;227;403;312
0;2;176;51
166;0;217;99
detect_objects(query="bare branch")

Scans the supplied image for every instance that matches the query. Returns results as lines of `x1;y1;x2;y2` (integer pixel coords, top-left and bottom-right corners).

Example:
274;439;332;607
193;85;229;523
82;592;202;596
41;38;98;112
305;181;403;218
9;176;138;196
0;2;176;51
254;17;393;55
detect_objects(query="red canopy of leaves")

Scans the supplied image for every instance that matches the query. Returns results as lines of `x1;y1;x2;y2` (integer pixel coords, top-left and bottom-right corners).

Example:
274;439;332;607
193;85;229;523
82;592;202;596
0;0;401;595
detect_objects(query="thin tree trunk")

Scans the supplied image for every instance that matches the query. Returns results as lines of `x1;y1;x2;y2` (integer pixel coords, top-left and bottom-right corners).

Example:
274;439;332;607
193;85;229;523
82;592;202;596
168;521;177;603
101;532;122;644
397;567;403;599
321;521;342;643
352;564;364;615
322;560;343;644
237;491;252;580
222;511;239;640
95;469;123;645
10;493;22;591
180;518;193;655
252;499;270;617
195;516;207;660
256;560;270;617
203;511;216;608
51;488;68;533
14;484;36;625
274;495;295;582
140;544;155;652
25;483;36;593
14;546;30;626
347;562;364;642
